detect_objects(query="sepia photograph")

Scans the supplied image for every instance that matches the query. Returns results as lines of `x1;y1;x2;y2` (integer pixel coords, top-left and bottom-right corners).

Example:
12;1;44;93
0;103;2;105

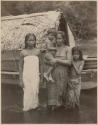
1;1;97;124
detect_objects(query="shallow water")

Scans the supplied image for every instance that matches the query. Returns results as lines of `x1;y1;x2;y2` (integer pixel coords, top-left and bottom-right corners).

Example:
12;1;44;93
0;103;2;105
1;84;97;123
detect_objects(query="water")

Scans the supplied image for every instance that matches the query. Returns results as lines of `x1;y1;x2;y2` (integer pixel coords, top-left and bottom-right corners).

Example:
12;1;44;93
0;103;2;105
1;84;97;123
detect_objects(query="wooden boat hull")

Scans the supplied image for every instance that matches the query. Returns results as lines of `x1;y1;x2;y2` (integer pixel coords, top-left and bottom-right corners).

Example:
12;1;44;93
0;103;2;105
1;50;97;90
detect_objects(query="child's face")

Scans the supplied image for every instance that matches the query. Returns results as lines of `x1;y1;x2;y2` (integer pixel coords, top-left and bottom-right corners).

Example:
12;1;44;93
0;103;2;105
57;34;64;46
27;35;36;48
48;34;56;43
73;52;80;61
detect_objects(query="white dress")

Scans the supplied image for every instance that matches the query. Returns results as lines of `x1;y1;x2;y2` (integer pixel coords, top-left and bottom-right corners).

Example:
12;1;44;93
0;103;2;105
23;55;40;111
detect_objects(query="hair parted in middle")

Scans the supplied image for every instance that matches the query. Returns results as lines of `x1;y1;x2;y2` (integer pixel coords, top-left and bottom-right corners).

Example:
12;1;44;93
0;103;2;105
24;33;36;48
72;46;83;60
57;31;67;45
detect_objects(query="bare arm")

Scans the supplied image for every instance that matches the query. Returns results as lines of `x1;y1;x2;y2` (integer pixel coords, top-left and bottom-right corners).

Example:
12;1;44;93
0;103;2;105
72;61;84;75
37;50;44;83
56;47;72;66
19;52;24;87
56;59;71;66
19;53;24;79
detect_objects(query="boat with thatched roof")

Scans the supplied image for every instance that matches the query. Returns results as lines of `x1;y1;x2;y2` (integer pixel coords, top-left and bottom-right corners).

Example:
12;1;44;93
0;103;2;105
1;10;97;89
1;10;75;50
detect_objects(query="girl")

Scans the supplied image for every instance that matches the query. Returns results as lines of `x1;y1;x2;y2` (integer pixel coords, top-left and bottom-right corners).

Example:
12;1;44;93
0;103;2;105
19;33;40;111
52;31;72;108
66;46;84;109
44;31;72;110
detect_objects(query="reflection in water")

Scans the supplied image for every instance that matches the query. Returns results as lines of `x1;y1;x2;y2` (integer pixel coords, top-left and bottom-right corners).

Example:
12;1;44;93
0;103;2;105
1;85;97;123
23;111;33;123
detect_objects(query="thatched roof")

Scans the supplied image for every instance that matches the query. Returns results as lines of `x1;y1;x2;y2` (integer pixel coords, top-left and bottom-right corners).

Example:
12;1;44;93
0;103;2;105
1;11;75;50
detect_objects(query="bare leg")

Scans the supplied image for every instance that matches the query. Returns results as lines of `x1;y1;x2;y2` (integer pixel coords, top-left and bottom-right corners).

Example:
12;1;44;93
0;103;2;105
48;74;55;83
44;67;53;81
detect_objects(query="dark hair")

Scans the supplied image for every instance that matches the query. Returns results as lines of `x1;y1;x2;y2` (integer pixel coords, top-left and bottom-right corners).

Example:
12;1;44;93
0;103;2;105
47;28;57;37
57;31;67;45
25;33;36;48
72;47;83;60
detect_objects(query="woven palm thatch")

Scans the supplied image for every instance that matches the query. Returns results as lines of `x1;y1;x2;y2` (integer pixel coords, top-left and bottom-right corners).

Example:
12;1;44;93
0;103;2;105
1;11;75;50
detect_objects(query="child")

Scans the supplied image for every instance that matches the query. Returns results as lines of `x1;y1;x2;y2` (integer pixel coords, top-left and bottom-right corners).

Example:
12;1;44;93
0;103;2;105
44;47;57;82
66;46;84;109
44;28;57;82
19;33;40;111
44;28;57;49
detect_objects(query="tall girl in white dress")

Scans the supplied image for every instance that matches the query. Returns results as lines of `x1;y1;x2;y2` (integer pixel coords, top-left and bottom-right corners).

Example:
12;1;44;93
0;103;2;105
19;33;40;111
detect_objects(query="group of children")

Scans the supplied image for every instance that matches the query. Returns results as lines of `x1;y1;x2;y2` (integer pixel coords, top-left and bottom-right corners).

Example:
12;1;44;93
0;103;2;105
19;29;84;112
